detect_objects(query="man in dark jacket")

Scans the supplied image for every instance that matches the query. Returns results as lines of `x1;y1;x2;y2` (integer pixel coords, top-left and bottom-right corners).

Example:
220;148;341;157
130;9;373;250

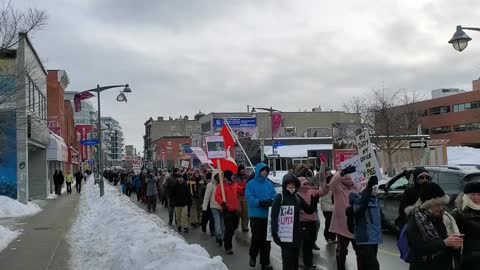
165;168;181;225
396;167;432;229
171;175;192;233
74;170;83;194
271;174;319;270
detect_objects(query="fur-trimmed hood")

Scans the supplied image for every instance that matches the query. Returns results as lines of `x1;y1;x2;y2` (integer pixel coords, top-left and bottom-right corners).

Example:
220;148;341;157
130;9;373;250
405;195;450;216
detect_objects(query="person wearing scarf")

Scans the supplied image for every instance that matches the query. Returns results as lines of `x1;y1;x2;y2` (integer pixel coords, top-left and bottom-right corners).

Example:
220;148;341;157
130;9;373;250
405;182;462;270
452;181;480;270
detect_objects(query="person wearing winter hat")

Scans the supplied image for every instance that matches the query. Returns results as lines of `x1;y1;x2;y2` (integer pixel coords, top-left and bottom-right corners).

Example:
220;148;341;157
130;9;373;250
452;181;480;270
215;170;243;255
397;167;432;229
164;168;182;225
297;176;330;270
328;165;359;270
405;182;462;270
246;163;277;270
236;165;250;232
271;174;320;270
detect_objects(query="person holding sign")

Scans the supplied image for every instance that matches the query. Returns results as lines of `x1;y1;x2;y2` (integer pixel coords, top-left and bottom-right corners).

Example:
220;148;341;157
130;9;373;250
245;163;277;270
270;174;320;270
329;165;359;270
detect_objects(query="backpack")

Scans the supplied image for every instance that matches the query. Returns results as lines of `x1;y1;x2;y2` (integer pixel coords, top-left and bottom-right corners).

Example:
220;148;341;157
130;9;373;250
346;205;355;234
397;225;414;263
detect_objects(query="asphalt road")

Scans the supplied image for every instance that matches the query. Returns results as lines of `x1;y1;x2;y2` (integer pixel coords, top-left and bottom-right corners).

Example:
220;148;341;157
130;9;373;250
118;186;408;270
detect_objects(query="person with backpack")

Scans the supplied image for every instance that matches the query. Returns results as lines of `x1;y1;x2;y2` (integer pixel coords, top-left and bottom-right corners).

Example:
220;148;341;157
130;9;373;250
297;176;330;270
405;182;462;270
452;181;480;270
271;174;320;270
329;165;359;270
348;176;381;270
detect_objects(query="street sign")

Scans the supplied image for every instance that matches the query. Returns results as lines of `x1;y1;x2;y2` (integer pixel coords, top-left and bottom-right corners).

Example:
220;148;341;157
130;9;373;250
80;139;99;146
268;154;280;159
88;160;95;164
273;141;284;149
409;141;428;148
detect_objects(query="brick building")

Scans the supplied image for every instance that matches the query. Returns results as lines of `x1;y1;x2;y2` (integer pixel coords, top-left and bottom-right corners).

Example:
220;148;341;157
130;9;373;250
64;100;80;172
394;79;480;147
152;136;192;169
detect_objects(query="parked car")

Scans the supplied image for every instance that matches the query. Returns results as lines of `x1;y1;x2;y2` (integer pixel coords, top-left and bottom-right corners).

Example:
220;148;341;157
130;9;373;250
378;165;480;223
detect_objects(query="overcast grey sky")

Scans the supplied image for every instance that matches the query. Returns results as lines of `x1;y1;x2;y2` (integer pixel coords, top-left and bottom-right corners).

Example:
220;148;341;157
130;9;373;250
16;0;480;151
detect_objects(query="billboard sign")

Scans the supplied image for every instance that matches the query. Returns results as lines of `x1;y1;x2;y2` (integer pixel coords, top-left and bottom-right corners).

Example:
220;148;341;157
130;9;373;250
213;117;258;139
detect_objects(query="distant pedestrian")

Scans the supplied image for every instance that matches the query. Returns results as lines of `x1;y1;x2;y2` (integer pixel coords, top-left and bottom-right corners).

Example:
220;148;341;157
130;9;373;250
246;163;277;270
271;174;320;270
65;171;73;194
203;172;223;243
125;171;133;197
133;174;141;201
236;165;250;232
165;168;181;225
56;170;65;195
215;170;242;255
53;170;60;195
146;171;158;212
452;181;480;270
171;174;192;233
329;165;358;270
405;182;462;270
74;170;83;194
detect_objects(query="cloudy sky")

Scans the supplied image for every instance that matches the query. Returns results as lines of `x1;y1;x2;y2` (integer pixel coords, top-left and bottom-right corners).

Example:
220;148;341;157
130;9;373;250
15;0;480;150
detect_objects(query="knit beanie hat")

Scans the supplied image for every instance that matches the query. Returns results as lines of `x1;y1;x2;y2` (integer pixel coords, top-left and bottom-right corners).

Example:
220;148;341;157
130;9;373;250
413;167;429;181
464;181;480;194
238;165;246;172
419;182;449;209
224;170;234;181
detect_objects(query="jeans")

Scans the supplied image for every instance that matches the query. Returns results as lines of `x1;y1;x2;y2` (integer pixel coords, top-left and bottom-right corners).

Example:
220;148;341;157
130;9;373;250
300;221;317;268
281;246;300;270
223;211;239;251
75;182;81;193
336;234;357;270
249;218;271;266
211;208;224;239
323;211;336;241
355;244;379;270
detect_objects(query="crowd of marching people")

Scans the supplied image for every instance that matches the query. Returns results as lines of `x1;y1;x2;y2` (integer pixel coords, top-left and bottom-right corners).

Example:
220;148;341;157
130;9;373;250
110;160;480;270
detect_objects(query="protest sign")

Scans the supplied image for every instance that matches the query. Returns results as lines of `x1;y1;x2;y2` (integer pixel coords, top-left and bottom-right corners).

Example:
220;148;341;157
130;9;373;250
266;204;294;243
189;147;213;164
205;136;227;159
180;160;190;168
355;131;382;181
340;155;365;184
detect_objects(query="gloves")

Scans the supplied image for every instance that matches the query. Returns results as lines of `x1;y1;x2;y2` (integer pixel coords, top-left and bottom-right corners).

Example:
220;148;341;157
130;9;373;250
341;165;356;176
272;233;282;246
259;200;273;208
221;202;227;211
367;176;378;188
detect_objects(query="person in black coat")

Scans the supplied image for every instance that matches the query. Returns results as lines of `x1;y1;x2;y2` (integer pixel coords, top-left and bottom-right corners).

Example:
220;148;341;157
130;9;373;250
405;182;462;270
171;176;192;233
397;167;432;229
53;170;59;195
271;174;319;270
452;181;480;270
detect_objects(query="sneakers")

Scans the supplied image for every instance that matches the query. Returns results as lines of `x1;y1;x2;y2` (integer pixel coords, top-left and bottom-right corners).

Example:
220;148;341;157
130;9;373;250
225;249;234;255
249;257;256;267
261;265;273;270
313;243;320;250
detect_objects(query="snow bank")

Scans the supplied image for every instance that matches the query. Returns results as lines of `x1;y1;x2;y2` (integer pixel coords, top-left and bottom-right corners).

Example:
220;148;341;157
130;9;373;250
0;196;42;218
448;146;480;165
70;177;227;270
0;225;20;252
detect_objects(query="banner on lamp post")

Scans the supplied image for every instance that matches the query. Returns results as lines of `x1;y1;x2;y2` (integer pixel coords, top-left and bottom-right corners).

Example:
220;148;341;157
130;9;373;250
272;112;282;137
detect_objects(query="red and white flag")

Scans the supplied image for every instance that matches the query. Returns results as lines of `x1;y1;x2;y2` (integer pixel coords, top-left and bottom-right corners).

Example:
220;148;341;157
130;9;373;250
74;91;95;112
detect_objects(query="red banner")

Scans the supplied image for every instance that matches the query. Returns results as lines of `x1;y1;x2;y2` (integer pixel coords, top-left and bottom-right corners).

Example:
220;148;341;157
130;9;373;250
76;125;93;161
333;149;358;170
272;112;282;137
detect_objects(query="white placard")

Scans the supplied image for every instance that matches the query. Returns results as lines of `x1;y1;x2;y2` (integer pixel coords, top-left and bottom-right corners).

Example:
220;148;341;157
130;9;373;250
355;131;382;181
340;155;366;184
205;136;227;159
266;205;294;243
180;160;190;168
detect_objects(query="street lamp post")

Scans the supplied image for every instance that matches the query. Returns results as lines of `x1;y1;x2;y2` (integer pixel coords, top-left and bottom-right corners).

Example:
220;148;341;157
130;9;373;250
449;25;480;52
83;84;131;197
251;106;281;176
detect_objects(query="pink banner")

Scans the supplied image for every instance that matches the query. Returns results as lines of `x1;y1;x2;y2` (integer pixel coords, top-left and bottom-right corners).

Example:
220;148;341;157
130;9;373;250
272;112;282;137
76;124;93;161
189;147;213;164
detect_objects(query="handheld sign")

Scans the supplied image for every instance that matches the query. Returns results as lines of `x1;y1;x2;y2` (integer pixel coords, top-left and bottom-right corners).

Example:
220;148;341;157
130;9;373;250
205;136;227;159
355;130;382;181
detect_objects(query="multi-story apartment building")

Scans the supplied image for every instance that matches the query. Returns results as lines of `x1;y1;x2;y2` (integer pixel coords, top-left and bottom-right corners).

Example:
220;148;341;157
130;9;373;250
101;117;124;167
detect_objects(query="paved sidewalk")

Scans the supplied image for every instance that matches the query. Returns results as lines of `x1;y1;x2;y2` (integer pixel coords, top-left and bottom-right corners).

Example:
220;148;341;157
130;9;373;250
0;193;80;270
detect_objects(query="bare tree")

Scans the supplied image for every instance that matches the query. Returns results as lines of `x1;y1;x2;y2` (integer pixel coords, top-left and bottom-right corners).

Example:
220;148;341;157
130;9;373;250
344;88;422;175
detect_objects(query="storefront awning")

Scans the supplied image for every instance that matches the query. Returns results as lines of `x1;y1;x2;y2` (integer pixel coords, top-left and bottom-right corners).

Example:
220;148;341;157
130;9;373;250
263;144;332;158
47;132;68;162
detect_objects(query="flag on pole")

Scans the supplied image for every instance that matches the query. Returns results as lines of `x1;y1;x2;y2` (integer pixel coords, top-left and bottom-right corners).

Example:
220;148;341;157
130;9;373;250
220;123;235;150
74;91;95;112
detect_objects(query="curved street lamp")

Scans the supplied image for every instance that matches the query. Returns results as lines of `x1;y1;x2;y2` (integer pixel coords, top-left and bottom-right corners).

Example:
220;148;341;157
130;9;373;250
449;25;480;52
83;84;132;196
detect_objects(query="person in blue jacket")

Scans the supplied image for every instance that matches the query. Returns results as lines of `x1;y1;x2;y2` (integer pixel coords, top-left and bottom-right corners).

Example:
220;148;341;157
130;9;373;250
245;163;277;270
349;176;382;270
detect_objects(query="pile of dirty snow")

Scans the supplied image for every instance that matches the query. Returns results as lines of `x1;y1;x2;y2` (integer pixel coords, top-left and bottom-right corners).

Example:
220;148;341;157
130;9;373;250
448;146;480;165
0;196;42;218
0;225;20;252
70;177;227;270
